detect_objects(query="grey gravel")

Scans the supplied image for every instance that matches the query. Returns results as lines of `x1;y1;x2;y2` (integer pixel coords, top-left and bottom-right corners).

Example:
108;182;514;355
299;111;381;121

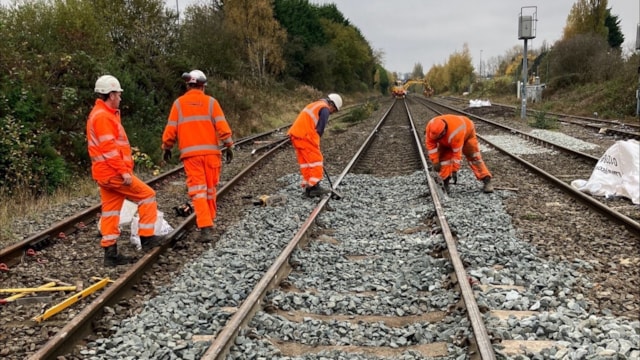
82;168;639;359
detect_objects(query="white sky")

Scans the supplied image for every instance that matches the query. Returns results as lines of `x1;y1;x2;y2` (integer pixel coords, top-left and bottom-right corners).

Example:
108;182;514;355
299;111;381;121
307;0;639;74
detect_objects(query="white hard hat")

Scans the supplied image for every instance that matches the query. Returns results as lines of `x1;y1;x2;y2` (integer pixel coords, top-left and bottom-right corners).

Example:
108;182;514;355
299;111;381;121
327;93;342;111
181;69;207;85
94;75;123;94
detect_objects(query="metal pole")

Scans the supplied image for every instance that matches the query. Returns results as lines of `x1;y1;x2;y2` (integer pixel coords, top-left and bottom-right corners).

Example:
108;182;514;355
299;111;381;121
479;50;483;78
521;39;528;120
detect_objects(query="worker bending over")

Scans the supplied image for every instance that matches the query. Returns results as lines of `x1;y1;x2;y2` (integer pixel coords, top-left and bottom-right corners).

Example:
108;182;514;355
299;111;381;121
425;114;494;193
288;93;342;197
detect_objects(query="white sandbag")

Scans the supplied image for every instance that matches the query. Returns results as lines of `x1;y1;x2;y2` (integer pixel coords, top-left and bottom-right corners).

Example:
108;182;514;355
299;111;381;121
571;140;639;204
130;211;173;250
97;199;139;232
469;99;492;107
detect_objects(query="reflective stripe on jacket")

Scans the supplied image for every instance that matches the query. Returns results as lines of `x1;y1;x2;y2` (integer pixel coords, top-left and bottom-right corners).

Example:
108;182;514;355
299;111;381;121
86;99;133;181
425;114;473;167
287;100;330;146
162;89;234;159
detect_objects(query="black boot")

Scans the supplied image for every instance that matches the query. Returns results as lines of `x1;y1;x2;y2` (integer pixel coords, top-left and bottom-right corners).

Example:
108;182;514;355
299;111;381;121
199;226;216;243
305;183;329;198
104;244;135;267
140;235;165;251
482;177;494;193
443;176;451;193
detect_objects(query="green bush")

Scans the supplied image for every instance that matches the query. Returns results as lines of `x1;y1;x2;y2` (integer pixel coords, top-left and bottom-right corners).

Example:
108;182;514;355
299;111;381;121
341;101;375;124
529;107;559;129
0;114;71;195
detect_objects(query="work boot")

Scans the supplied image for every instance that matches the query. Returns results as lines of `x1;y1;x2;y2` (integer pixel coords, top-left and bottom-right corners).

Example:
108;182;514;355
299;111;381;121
104;244;135;267
140;235;165;251
443;176;451;193
305;183;329;198
199;226;216;243
482;177;494;193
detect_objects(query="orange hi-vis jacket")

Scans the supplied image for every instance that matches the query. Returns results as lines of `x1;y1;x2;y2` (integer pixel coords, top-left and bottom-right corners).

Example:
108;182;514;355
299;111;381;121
425;114;491;181
86;99;133;181
425;114;473;172
162;89;234;159
287;100;330;146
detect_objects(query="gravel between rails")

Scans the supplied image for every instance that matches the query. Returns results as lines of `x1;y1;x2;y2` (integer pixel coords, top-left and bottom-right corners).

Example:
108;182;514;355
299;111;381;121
1;97;639;359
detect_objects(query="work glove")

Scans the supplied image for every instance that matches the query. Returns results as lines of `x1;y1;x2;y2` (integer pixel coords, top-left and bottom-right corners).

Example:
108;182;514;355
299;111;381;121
163;149;172;162
452;171;458;184
433;163;441;172
223;146;234;164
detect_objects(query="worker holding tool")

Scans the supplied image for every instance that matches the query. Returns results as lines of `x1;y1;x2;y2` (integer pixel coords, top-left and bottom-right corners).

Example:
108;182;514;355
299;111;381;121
425;114;494;193
87;75;164;267
162;70;235;243
288;93;342;197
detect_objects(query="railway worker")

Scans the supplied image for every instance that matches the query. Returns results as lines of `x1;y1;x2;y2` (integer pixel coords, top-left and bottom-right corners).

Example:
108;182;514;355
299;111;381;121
425;114;494;193
288;93;342;197
87;75;163;267
161;70;235;243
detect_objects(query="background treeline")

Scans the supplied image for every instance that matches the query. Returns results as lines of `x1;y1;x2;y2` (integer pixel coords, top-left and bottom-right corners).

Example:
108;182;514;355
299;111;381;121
1;0;637;196
0;0;380;194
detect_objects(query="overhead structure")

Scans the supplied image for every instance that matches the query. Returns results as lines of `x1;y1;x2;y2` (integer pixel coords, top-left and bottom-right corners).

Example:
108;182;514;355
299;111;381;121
518;6;537;120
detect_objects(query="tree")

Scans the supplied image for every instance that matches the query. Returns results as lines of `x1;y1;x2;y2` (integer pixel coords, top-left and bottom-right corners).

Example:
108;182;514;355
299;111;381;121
273;0;327;81
320;19;375;92
375;65;390;95
563;0;608;40
604;8;624;49
426;64;447;94
445;43;474;94
180;4;241;78
411;63;424;79
225;0;287;84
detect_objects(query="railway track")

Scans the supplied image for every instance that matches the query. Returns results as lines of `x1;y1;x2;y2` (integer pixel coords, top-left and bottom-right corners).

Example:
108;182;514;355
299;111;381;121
0;96;638;359
416;96;640;229
440;96;640;141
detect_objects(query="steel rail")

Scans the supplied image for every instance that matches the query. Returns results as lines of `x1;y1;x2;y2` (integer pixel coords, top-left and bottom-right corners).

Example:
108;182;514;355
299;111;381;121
201;99;498;359
200;101;396;359
26;139;292;360
0;131;286;268
402;100;496;360
422;98;600;163
420;98;640;236
476;134;640;236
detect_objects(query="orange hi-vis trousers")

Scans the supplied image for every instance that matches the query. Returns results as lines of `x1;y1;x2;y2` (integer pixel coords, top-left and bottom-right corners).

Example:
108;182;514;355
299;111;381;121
183;154;221;229
290;136;323;188
438;133;491;181
97;175;157;248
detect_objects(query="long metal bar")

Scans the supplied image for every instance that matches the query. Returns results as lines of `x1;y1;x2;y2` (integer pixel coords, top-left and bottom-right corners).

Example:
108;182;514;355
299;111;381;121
403;100;497;359
201;101;397;359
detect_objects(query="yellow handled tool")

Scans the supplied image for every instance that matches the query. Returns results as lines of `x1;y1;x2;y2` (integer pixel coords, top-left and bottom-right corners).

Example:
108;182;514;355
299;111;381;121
33;277;110;323
0;282;57;305
0;286;77;293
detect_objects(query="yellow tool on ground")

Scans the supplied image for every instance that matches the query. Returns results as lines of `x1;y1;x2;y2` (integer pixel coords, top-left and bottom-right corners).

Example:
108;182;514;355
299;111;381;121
33;277;110;323
0;282;57;305
0;286;77;293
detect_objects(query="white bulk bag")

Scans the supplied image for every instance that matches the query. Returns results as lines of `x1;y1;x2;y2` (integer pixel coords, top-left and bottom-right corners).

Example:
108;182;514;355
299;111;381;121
571;140;639;204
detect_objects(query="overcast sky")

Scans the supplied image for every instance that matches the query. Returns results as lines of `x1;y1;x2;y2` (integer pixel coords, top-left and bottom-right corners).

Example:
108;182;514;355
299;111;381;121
308;0;639;75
